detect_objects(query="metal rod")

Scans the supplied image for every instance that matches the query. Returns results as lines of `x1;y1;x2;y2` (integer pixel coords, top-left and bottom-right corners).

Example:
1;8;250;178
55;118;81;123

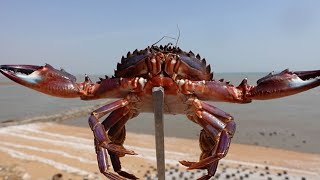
152;87;165;180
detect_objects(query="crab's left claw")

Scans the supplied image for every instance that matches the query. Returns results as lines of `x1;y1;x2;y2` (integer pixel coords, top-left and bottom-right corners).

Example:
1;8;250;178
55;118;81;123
0;64;82;98
248;69;320;100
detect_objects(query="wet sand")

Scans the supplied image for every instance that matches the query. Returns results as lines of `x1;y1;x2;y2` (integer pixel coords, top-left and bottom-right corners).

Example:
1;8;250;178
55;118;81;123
0;123;319;180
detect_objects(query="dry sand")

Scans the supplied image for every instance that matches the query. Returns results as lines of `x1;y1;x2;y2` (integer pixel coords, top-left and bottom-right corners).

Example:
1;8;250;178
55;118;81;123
0;123;319;180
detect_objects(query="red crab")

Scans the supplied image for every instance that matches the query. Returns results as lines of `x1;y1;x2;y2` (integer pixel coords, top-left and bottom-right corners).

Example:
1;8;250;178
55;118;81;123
1;44;320;180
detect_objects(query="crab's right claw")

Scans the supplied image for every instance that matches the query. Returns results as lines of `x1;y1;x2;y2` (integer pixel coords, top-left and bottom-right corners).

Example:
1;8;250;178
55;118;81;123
249;69;320;100
0;64;82;98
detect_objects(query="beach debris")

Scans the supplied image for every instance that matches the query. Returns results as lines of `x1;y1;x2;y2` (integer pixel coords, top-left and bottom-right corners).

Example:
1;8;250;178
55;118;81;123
1;44;320;180
52;173;63;180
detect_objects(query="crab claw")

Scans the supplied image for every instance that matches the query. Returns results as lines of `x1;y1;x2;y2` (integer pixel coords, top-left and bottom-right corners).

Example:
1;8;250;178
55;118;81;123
0;64;82;98
249;69;320;100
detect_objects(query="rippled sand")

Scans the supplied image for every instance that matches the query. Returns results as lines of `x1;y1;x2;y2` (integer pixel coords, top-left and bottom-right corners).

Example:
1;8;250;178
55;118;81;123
0;123;319;180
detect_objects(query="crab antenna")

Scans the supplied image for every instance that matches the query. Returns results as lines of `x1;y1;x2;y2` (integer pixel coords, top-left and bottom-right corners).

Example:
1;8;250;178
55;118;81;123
175;24;180;48
152;36;177;46
151;25;181;47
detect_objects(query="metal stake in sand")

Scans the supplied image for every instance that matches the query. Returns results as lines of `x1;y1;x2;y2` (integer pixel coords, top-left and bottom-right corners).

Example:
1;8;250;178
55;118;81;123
152;87;165;180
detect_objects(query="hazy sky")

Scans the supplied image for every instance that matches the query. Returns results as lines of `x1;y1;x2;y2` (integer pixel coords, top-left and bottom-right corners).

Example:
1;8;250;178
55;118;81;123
1;1;320;75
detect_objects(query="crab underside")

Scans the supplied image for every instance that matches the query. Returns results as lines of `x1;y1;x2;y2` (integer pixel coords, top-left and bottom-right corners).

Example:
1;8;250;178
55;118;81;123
1;44;320;180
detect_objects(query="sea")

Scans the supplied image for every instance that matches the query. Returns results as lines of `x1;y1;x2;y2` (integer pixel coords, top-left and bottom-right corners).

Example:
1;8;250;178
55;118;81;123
0;73;319;153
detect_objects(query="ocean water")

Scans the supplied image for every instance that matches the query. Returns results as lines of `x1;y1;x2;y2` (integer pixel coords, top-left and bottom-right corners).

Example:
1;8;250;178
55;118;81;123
0;73;320;153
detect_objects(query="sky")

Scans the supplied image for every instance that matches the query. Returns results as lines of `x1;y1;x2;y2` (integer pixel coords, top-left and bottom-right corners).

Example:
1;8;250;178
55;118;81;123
0;1;320;75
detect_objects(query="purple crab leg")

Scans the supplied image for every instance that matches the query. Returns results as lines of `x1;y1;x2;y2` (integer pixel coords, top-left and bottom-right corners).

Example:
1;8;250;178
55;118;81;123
88;98;138;180
94;106;138;179
104;110;139;179
101;107;130;130
182;98;236;179
94;139;126;180
88;99;136;155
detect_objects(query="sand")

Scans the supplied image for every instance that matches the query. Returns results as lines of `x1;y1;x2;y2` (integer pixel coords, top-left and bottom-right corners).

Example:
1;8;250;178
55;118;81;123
0;123;319;180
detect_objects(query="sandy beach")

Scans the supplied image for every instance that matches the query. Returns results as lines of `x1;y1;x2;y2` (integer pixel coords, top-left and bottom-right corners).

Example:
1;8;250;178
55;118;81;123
0;122;319;180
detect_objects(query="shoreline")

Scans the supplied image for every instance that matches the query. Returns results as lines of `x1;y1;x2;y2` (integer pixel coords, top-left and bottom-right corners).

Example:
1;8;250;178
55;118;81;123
0;122;319;180
2;109;320;154
62;113;320;154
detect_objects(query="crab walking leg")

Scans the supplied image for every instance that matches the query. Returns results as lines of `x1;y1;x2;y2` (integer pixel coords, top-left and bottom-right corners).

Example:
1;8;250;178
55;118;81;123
88;99;138;180
197;101;236;171
198;130;219;180
190;115;235;180
105;111;139;180
188;112;236;170
182;99;235;179
180;129;217;169
199;130;219;168
181;114;222;180
180;130;219;180
96;102;139;179
101;107;130;132
94;139;126;180
88;98;136;157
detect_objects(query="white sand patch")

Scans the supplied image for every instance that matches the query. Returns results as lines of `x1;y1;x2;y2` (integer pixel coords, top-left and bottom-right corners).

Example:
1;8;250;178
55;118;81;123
0;131;94;151
0;123;191;162
0;142;95;164
0;146;95;178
